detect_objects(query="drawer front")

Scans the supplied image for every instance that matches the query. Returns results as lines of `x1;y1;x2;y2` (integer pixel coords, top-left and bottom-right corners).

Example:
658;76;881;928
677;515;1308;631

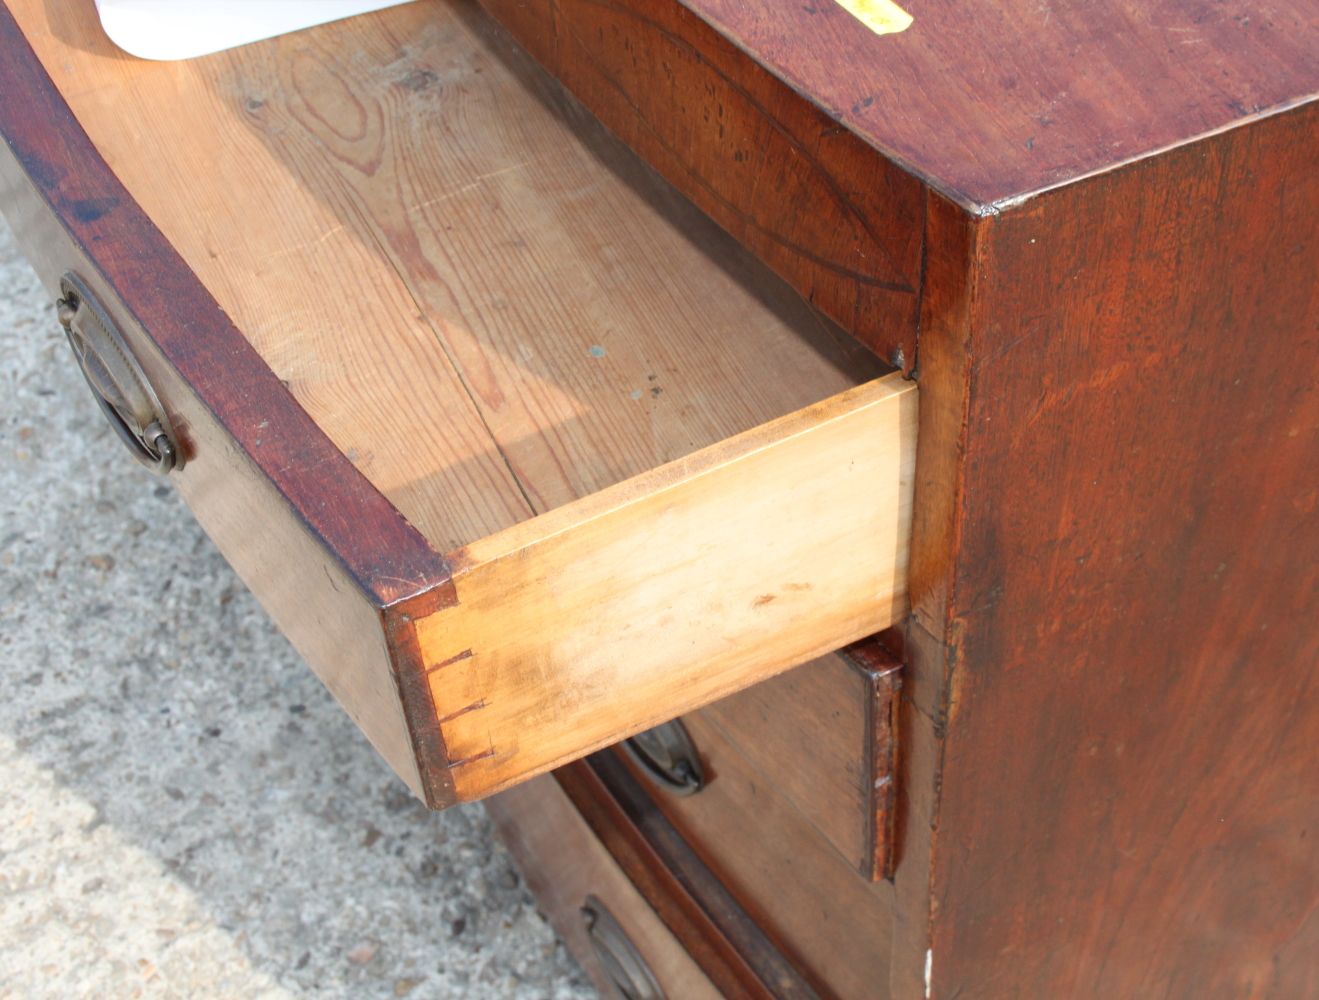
487;773;727;1000
620;641;904;1000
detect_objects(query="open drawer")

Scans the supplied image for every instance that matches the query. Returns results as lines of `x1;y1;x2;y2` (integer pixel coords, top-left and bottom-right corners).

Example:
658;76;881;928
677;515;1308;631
0;0;916;805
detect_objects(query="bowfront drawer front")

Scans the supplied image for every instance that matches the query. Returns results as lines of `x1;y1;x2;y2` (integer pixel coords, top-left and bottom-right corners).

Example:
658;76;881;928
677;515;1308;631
488;774;726;1000
0;0;916;806
492;757;827;1000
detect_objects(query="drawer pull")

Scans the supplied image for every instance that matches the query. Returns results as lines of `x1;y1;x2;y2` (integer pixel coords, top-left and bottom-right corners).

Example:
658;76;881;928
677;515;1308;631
580;895;668;1000
56;272;179;474
624;720;705;796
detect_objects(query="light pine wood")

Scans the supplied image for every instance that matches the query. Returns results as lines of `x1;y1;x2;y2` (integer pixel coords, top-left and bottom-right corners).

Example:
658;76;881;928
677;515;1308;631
12;0;884;550
247;6;886;515
14;0;531;552
416;374;916;799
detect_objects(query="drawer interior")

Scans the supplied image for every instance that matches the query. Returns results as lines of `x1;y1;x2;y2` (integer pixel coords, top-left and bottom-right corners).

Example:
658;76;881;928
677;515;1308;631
17;0;887;553
10;0;916;802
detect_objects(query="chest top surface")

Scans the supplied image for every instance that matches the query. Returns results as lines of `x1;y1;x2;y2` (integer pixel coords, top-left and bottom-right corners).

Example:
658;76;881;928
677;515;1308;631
683;0;1319;211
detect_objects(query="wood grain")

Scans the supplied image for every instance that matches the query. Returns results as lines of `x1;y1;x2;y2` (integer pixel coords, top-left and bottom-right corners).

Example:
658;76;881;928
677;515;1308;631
679;0;1319;209
10;0;886;550
885;189;978;996
697;653;871;874
12;0;533;553
684;636;902;885
632;712;896;1000
415;373;917;800
561;753;826;1000
918;99;1319;999
478;0;924;369
838;637;902;881
259;4;888;512
485;773;725;1000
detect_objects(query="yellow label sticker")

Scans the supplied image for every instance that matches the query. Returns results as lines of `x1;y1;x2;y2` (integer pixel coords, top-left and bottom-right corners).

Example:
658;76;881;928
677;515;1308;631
833;0;913;35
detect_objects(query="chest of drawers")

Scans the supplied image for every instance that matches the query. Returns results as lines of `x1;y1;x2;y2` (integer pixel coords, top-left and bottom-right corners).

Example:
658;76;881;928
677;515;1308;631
3;1;1317;997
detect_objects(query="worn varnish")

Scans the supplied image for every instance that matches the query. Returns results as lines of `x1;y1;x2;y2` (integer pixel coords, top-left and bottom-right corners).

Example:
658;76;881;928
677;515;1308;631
486;772;726;1000
680;0;1319;209
911;100;1319;999
838;637;902;881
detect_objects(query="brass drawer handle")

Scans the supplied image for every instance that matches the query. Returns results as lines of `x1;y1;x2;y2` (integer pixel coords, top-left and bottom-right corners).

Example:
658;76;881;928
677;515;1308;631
580;895;667;1000
56;272;179;474
623;719;705;796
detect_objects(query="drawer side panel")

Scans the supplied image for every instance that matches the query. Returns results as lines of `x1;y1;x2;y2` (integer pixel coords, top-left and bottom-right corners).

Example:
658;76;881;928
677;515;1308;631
417;374;916;800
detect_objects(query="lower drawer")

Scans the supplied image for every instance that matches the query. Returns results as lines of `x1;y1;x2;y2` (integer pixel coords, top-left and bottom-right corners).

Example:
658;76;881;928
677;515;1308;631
486;774;724;1000
632;722;894;1000
489;760;826;1000
618;639;904;1000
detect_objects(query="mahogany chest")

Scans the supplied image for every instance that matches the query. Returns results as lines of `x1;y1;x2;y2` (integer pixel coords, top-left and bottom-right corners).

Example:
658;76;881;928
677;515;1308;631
2;0;1316;997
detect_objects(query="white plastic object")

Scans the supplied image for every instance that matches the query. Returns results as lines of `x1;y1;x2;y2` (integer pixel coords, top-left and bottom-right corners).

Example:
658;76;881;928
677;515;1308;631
93;0;417;61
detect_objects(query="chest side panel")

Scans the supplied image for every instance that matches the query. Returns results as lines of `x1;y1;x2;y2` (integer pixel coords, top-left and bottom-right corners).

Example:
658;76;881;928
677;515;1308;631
928;101;1319;1000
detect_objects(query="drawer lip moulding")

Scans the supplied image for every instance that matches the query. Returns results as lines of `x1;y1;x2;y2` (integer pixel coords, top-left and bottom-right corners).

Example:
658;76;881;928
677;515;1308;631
0;0;916;807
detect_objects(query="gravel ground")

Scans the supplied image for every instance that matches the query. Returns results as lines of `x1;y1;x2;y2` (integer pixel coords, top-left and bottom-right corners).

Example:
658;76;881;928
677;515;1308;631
0;215;599;1000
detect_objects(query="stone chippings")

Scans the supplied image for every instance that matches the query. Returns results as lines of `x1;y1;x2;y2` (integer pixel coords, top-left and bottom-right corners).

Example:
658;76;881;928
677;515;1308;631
0;216;599;1000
